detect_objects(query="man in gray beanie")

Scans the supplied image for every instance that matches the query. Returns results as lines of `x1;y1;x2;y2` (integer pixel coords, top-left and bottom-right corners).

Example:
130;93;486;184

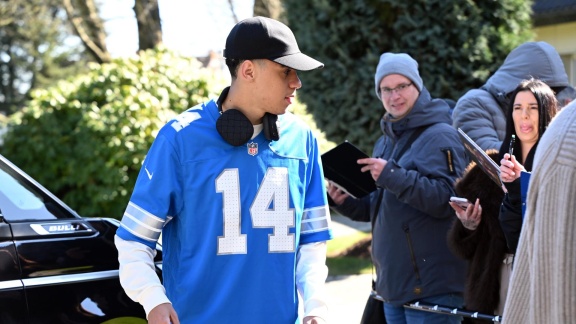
328;52;467;323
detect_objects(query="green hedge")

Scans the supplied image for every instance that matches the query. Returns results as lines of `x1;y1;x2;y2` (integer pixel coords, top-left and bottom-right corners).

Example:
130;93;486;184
2;48;225;219
284;0;533;153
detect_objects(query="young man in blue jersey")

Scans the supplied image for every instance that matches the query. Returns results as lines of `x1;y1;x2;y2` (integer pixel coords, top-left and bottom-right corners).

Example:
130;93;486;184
115;16;333;324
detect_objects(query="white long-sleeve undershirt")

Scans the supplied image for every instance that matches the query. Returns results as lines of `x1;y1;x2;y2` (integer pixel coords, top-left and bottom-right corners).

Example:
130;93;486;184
115;235;329;320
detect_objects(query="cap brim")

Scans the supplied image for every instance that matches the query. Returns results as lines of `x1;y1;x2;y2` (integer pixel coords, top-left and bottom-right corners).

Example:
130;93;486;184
273;53;324;71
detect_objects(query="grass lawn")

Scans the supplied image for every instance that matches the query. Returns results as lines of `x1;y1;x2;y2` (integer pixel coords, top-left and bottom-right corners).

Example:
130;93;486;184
326;231;373;276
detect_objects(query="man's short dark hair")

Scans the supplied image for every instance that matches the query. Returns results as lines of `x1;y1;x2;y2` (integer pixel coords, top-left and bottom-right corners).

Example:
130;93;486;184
225;58;242;79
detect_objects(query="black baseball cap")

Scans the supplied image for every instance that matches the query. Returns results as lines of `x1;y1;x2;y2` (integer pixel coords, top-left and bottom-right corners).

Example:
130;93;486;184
223;16;324;71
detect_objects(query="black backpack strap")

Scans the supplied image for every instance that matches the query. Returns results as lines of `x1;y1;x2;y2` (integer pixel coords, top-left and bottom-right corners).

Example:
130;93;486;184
391;125;428;161
370;188;383;291
371;125;428;227
370;125;428;290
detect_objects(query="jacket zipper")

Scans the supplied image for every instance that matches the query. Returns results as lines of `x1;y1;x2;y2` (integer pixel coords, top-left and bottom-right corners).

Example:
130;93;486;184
403;224;422;295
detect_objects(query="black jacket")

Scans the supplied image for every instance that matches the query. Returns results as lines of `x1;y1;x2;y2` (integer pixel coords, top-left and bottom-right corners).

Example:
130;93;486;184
498;142;536;253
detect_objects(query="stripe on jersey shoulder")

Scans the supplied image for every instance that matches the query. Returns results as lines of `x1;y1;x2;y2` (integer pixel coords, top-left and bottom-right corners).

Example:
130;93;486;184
120;202;164;242
300;205;331;234
170;110;202;132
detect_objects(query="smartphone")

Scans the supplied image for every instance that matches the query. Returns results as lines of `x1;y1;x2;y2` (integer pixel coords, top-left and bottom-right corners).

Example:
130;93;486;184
450;196;470;210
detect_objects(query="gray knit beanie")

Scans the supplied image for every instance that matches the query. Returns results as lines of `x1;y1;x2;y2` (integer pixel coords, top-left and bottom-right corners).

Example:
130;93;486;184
374;53;423;98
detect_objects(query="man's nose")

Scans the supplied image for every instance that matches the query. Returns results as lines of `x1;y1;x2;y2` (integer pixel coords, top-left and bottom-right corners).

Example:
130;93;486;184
391;89;402;98
290;73;302;90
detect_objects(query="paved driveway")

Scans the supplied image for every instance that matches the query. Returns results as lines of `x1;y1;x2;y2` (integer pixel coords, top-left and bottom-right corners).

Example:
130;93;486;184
325;273;373;323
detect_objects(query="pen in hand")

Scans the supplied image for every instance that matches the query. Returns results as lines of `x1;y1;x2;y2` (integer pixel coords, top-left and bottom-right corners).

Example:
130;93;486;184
509;134;516;157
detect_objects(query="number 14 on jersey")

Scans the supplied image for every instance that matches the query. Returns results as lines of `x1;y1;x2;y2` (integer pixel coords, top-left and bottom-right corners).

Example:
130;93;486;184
216;168;296;254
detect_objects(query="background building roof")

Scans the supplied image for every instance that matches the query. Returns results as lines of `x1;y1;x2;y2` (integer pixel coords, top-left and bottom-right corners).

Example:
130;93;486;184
533;0;576;26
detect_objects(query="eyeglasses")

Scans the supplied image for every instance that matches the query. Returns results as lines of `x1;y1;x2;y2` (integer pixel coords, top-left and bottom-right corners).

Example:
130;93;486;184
380;82;413;97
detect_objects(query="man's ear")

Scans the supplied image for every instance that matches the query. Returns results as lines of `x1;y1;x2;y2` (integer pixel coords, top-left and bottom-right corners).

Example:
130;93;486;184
239;60;256;81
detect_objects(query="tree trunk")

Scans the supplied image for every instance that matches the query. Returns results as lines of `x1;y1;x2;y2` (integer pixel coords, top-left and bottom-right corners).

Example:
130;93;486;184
133;0;163;51
226;0;240;24
253;0;285;22
63;0;111;63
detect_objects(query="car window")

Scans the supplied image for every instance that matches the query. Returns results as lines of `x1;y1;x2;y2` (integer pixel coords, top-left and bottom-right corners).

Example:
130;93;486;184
0;167;71;221
0;170;45;210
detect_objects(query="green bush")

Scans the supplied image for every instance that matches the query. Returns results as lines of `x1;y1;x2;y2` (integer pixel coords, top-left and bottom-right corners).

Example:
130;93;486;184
284;0;533;153
289;99;336;154
1;48;225;219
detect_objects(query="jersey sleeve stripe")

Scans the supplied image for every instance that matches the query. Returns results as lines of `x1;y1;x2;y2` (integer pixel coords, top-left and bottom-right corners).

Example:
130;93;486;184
126;202;165;224
119;202;164;241
300;205;331;234
120;214;162;242
119;223;157;242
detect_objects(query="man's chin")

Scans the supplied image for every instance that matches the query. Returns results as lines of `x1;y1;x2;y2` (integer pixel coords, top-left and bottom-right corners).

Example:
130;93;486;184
277;105;290;114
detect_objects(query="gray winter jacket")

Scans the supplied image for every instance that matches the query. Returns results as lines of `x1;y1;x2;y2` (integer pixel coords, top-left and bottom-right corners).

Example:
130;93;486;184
453;41;570;151
334;87;468;306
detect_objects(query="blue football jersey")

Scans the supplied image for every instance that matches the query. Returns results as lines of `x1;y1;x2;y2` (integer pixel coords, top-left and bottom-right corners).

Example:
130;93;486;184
117;99;332;323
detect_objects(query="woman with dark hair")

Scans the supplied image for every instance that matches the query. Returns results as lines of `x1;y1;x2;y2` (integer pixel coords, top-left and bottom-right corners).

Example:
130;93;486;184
448;79;558;320
499;78;558;254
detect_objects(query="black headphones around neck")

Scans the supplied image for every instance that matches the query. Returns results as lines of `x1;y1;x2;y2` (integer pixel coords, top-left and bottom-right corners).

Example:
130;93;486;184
215;87;280;146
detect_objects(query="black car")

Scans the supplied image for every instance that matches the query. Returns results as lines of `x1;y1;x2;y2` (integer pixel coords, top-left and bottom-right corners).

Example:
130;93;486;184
0;153;162;323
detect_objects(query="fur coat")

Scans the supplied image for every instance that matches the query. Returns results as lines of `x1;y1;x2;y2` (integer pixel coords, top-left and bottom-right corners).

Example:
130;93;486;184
447;150;507;320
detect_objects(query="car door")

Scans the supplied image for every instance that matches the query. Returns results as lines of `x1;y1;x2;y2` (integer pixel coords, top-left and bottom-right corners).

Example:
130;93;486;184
11;218;148;323
0;154;154;323
0;219;27;324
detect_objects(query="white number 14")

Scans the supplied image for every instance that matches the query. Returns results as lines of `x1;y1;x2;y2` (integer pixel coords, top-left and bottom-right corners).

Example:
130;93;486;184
216;168;295;254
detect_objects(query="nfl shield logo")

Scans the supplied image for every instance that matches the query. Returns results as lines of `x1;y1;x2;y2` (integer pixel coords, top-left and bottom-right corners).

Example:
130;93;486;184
247;142;258;156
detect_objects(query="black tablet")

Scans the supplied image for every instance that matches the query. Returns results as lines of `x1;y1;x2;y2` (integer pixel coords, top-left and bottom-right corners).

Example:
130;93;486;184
321;142;377;198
